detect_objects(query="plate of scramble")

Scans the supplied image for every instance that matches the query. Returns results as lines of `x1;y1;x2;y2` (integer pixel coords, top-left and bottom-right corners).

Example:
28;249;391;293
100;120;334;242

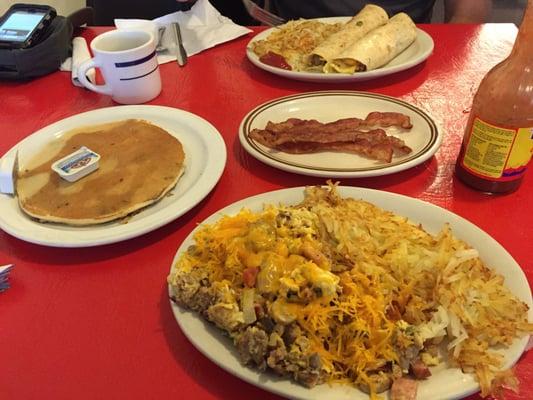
239;91;442;178
168;183;533;400
0;105;226;247
247;5;434;83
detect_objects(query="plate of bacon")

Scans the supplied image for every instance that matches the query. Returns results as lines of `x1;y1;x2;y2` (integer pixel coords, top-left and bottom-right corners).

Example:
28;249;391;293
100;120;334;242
239;91;442;178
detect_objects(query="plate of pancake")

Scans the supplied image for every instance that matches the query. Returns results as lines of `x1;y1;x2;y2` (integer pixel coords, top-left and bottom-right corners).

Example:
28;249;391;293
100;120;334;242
0;105;226;247
247;5;434;83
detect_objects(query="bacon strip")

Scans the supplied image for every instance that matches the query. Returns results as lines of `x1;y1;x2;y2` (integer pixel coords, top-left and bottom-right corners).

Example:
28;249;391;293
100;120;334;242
275;139;397;163
364;112;413;129
248;113;413;163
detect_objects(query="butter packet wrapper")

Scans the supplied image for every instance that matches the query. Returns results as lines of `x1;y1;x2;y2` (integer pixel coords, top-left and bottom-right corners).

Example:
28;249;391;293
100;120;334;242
51;147;100;182
0;264;14;293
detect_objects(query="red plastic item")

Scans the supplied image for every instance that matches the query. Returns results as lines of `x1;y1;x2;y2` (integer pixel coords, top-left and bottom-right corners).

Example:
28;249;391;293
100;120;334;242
0;24;531;400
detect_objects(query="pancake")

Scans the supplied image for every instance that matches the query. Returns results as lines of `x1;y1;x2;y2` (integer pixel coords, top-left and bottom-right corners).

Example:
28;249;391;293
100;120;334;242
308;5;389;69
16;119;185;225
325;13;417;73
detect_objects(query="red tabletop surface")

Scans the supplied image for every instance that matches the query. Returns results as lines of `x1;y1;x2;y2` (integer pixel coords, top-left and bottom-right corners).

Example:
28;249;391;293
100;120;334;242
0;24;532;400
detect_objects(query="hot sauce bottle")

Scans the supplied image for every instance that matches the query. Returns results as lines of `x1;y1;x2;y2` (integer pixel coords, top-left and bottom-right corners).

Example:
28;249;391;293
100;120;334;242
455;1;533;193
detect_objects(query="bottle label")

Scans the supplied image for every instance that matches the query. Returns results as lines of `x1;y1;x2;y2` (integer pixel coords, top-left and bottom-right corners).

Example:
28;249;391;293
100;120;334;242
460;117;533;181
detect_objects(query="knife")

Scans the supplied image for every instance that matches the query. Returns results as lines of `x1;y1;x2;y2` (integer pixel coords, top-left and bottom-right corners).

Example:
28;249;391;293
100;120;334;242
171;22;188;67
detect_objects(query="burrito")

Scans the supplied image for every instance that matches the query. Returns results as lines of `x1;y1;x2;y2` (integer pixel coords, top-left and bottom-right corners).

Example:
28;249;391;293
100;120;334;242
308;4;389;68
325;12;417;73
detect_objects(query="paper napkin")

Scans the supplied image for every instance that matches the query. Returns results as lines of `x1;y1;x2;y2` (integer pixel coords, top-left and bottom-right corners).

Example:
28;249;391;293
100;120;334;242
59;36;95;86
115;0;252;65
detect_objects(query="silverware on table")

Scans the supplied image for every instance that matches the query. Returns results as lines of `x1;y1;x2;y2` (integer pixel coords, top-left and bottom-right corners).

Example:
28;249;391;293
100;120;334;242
241;0;286;26
171;22;188;67
156;26;166;52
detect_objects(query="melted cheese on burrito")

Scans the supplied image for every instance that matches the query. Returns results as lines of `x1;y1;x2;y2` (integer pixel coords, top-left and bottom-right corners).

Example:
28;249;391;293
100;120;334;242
325;12;417;73
308;5;389;68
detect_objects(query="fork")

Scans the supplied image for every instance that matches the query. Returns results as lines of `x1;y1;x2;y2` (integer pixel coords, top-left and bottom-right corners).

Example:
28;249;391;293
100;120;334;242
241;0;286;26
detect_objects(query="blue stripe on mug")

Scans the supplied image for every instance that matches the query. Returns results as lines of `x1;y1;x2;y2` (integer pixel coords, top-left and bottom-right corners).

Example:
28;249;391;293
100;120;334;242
115;51;156;68
119;65;159;81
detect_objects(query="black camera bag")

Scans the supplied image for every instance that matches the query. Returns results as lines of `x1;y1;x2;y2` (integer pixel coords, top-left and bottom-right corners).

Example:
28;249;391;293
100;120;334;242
0;15;72;80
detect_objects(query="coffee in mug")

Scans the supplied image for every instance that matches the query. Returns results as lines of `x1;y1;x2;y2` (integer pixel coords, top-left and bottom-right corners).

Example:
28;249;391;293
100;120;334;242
77;29;161;104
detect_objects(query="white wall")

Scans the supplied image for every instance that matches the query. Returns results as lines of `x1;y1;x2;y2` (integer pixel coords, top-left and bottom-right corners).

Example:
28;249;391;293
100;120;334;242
0;0;85;16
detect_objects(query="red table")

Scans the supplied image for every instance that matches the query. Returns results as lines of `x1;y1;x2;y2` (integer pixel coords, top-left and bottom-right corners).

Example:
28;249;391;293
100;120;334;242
0;24;531;400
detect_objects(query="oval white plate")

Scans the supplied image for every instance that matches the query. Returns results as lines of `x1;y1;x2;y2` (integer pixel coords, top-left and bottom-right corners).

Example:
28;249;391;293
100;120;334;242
0;105;227;247
169;186;532;400
246;17;434;83
239;91;442;178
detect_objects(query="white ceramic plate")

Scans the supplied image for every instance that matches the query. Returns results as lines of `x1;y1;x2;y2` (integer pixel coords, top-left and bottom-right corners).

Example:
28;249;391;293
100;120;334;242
169;186;532;400
0;105;226;247
239;91;441;178
246;17;434;83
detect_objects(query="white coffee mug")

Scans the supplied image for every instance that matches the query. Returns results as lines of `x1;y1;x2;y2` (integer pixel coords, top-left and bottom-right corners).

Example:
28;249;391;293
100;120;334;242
77;30;162;104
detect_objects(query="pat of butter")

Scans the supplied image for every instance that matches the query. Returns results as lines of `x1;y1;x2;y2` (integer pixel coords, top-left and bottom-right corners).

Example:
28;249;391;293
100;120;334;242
0;152;18;195
51;146;100;182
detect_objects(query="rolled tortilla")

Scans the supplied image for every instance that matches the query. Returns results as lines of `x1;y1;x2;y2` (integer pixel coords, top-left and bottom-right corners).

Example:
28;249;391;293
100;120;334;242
308;5;389;67
325;12;417;73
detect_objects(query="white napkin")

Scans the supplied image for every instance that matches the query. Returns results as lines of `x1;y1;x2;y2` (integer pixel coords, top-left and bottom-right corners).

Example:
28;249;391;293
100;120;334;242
115;0;252;65
60;37;95;86
0;151;17;195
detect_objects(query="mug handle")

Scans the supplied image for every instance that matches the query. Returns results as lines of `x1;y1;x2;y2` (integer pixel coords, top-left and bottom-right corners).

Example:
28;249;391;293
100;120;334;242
76;59;112;95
